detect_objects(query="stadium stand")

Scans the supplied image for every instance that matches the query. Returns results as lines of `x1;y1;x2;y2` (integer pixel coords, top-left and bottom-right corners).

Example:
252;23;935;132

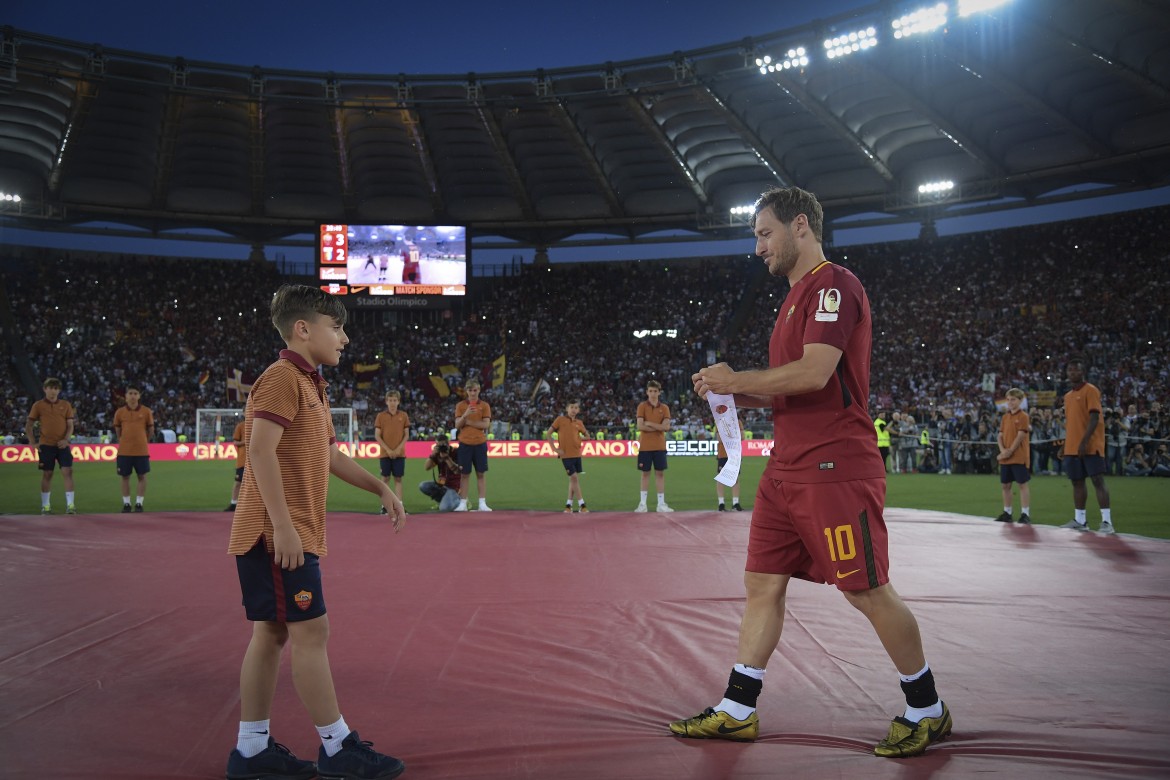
3;206;1168;461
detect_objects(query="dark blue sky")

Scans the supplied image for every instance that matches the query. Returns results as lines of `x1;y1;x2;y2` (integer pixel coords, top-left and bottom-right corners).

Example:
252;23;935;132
6;0;870;75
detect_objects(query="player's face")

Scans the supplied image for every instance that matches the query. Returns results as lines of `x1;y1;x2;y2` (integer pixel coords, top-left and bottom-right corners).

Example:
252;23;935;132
126;389;141;407
753;207;799;279
567;403;579;418
43;386;60;402
1007;396;1021;412
387;396;399;412
1066;362;1084;385
467;386;480;403
306;314;349;366
646;387;660;404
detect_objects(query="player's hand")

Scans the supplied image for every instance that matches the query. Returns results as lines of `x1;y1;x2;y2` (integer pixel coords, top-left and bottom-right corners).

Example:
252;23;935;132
1077;443;1088;457
381;490;407;532
694;362;735;396
57;438;69;448
272;526;305;571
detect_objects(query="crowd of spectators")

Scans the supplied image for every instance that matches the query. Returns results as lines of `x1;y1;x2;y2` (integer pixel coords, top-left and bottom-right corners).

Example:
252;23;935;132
2;205;1167;470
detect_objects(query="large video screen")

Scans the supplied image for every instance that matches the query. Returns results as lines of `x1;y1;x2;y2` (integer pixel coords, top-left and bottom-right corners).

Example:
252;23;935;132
317;224;467;297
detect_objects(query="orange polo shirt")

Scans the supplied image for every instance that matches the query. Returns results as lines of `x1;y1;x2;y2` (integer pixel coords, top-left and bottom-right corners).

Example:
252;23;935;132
1064;382;1105;457
375;409;410;456
114;404;154;456
637;401;671;452
28;398;75;445
550;415;588;458
228;350;337;557
998;409;1031;467
455;400;491;446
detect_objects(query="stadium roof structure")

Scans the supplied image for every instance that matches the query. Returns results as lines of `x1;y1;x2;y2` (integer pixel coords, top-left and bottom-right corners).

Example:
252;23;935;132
1;0;1168;248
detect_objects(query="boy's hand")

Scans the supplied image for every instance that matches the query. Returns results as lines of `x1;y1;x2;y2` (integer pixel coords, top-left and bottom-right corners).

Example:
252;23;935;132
273;525;305;570
382;489;407;532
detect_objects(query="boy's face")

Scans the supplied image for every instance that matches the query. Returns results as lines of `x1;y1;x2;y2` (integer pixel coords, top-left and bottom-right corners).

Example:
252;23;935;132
567;403;580;418
467;386;480;403
126;389;141;407
1007;395;1021;412
386;396;399;412
43;385;60;402
303;314;349;366
646;386;660;404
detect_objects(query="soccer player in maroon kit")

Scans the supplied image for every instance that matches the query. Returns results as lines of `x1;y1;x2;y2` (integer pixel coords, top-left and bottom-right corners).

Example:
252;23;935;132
672;186;950;758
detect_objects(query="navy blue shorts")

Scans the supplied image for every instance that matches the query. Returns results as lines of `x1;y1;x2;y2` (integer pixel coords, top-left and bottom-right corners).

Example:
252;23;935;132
999;464;1030;484
717;456;729;472
457;442;489;474
235;537;326;622
234;466;245;482
116;455;151;476
380;456;406;478
1064;454;1107;481
637;450;668;471
562;457;583;475
38;445;73;471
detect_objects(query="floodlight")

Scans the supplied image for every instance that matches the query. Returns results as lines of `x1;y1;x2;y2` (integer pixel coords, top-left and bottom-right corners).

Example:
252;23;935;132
958;0;1010;16
823;27;878;59
729;205;756;216
917;180;955;194
893;3;948;39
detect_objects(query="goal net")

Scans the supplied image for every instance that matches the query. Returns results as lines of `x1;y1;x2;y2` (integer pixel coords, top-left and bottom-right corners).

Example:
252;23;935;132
195;407;357;445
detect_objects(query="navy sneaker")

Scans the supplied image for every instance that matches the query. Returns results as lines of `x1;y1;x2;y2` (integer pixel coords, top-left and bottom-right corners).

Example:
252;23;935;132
317;731;405;780
225;737;316;780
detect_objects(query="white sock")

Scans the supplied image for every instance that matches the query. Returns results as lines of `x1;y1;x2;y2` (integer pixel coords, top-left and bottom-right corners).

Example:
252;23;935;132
136;496;144;506
899;663;929;683
1101;509;1112;525
577;498;585;507
714;698;755;720
1003;506;1012;515
316;715;350;757
657;492;666;505
718;498;725;506
734;663;766;680
1075;509;1087;524
123;496;131;506
41;492;50;507
639;491;647;504
479;498;489;507
1022;506;1029;515
236;718;271;758
65;491;75;505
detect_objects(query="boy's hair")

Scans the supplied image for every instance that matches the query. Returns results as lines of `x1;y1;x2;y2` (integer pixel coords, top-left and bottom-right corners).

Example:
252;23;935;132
1006;388;1026;400
646;380;662;391
126;386;141;394
385;390;401;400
43;377;62;389
270;284;348;340
465;380;482;391
751;186;824;242
567;399;581;407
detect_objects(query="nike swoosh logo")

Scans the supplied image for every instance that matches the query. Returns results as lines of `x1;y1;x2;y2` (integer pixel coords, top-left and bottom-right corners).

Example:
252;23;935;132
717;722;755;734
836;569;860;579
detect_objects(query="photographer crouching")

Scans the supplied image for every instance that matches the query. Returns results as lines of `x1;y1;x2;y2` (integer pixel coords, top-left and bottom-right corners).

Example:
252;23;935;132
419;434;463;512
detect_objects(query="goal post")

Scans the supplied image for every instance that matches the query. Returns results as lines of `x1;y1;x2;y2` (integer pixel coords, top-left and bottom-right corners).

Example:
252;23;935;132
196;407;356;445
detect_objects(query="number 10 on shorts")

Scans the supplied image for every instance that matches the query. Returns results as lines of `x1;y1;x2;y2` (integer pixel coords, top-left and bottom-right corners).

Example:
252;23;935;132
823;525;857;562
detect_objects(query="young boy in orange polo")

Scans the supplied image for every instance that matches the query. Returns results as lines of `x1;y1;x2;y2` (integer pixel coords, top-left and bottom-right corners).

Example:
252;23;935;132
547;400;590;513
25;377;77;514
113;386;155;512
375;390;410;511
225;284;407;780
635;379;673;512
454;380;491;511
994;388;1032;524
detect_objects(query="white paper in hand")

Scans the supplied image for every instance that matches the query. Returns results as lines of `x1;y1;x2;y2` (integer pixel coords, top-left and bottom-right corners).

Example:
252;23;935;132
707;392;741;487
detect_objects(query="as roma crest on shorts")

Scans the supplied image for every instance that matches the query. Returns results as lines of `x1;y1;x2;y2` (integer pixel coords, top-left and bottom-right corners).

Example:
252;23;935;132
293;589;314;611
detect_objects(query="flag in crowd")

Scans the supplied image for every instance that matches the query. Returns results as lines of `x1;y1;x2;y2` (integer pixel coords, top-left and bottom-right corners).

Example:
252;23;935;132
226;368;255;402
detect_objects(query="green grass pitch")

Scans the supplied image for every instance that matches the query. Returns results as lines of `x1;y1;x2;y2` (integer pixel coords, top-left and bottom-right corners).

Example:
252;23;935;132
2;457;1165;539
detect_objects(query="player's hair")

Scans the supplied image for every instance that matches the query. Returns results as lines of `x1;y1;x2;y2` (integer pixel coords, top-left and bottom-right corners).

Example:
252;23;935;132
567;399;581;407
385;390;401;400
1066;355;1086;369
646;379;662;390
43;377;62;389
751;186;824;242
270;284;347;339
126;386;141;394
1006;388;1026;400
465;379;482;390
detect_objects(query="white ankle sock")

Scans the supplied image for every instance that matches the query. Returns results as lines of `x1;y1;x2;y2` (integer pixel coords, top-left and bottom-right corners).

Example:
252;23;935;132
316;715;350;757
236;719;270;758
